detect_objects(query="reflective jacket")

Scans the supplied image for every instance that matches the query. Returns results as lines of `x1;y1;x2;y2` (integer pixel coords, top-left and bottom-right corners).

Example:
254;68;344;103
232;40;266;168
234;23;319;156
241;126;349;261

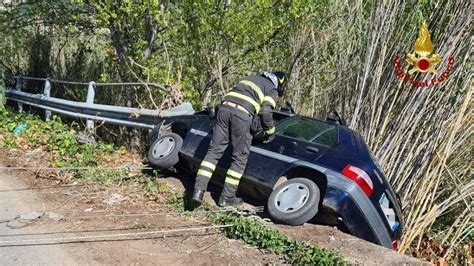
223;75;278;135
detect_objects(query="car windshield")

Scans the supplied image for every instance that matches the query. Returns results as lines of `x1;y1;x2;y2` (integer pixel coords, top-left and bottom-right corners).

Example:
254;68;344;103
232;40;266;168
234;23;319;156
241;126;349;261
276;117;337;147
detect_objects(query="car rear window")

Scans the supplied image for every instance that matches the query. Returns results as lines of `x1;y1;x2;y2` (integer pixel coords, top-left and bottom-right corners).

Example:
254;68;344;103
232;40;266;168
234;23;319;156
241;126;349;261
276;117;337;147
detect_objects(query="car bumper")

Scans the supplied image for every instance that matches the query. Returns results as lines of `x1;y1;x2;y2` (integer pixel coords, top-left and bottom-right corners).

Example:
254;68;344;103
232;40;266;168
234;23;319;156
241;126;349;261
322;169;393;248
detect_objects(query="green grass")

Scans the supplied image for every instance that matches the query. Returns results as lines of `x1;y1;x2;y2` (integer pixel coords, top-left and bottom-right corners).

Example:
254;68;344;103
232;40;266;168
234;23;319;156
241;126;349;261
0;107;346;265
211;213;345;265
0;108;114;167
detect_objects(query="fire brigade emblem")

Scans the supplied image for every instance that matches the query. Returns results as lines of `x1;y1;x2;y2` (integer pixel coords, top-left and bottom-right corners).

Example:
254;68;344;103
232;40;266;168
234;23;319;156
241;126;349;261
406;21;441;74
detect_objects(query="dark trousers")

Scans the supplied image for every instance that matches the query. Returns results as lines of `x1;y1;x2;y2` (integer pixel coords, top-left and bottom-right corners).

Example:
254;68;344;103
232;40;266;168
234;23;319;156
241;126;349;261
194;105;253;198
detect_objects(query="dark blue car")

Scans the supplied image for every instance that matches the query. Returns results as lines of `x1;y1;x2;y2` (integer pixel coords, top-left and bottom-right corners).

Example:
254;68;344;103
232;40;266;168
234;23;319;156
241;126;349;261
147;106;403;250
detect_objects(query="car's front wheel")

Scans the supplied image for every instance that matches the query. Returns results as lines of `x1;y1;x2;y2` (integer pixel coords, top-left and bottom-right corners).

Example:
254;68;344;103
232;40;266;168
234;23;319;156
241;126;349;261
148;133;183;169
267;178;320;226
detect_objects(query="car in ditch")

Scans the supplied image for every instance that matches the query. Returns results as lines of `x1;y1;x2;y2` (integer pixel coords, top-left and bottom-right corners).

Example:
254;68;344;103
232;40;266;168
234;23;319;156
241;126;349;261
147;103;403;250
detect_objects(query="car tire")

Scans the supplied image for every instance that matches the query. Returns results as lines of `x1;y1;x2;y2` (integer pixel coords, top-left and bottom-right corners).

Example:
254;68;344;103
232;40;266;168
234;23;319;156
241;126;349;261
148;133;183;169
267;177;320;226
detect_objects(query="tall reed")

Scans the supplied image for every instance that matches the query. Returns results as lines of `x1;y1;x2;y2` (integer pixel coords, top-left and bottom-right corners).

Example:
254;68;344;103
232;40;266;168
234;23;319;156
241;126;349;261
286;0;472;259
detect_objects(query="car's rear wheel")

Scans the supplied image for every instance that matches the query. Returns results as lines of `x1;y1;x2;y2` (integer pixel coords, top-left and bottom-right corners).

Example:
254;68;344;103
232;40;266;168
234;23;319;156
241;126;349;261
267;177;320;226
148;133;183;169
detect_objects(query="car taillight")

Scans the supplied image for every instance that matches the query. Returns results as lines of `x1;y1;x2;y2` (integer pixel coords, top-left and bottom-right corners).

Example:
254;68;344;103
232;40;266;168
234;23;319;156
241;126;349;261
392;240;400;250
342;164;374;197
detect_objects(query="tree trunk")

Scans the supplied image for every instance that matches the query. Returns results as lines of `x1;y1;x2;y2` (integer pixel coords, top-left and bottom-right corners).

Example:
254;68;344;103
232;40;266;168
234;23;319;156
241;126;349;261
110;25;142;153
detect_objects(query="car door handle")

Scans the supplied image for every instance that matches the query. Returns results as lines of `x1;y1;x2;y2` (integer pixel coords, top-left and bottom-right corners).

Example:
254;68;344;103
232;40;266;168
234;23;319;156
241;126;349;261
306;146;319;153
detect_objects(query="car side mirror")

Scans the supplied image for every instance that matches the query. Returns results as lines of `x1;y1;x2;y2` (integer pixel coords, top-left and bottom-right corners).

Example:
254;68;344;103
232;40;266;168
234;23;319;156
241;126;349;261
333;110;347;127
326;110;347;127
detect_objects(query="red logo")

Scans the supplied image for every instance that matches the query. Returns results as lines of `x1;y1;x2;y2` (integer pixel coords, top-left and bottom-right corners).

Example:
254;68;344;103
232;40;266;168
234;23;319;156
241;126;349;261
392;21;454;87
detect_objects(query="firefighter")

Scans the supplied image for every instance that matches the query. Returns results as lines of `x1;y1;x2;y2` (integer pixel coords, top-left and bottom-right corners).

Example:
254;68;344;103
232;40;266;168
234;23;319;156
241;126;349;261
192;71;288;207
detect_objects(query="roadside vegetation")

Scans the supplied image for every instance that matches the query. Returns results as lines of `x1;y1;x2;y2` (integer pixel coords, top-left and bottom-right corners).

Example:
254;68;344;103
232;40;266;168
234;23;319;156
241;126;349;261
0;0;472;263
211;214;344;265
0;108;142;183
0;108;346;265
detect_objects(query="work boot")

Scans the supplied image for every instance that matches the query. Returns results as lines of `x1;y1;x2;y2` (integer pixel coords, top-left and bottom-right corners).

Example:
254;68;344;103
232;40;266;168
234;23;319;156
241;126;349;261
218;195;243;207
192;189;204;203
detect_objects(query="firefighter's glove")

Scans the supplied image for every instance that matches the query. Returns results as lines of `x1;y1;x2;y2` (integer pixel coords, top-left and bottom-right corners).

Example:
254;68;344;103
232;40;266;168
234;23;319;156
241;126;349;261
263;134;275;144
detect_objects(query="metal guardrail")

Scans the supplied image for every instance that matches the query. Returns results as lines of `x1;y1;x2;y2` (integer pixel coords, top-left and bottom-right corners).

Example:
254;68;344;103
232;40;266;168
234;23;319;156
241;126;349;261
5;76;170;130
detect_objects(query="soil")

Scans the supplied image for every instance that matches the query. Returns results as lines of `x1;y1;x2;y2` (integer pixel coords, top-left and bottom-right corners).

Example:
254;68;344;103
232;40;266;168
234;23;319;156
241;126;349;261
0;148;278;265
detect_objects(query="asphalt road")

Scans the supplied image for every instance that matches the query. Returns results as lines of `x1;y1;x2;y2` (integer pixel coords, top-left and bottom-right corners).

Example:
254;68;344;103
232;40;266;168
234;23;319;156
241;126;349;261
0;171;77;265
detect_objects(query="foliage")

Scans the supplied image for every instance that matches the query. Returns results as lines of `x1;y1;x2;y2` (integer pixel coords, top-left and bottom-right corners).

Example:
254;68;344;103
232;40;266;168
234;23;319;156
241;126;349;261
0;107;146;184
0;108;109;166
211;213;345;265
0;0;472;263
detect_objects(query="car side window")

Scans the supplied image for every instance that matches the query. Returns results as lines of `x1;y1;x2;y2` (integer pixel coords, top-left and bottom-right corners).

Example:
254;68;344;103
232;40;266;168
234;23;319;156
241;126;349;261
311;127;337;146
276;118;337;147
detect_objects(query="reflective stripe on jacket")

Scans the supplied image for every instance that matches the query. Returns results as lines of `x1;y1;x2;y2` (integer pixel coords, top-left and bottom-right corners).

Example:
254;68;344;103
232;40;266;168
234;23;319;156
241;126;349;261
223;75;278;132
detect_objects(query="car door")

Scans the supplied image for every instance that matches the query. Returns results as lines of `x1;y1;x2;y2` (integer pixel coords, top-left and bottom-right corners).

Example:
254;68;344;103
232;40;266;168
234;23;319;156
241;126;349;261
245;117;337;187
186;115;216;158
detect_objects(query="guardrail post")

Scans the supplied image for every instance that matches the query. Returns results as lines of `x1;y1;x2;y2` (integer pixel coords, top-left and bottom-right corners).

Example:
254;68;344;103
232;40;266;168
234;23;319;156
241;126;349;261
15;76;23;112
43;78;51;121
86;81;95;131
